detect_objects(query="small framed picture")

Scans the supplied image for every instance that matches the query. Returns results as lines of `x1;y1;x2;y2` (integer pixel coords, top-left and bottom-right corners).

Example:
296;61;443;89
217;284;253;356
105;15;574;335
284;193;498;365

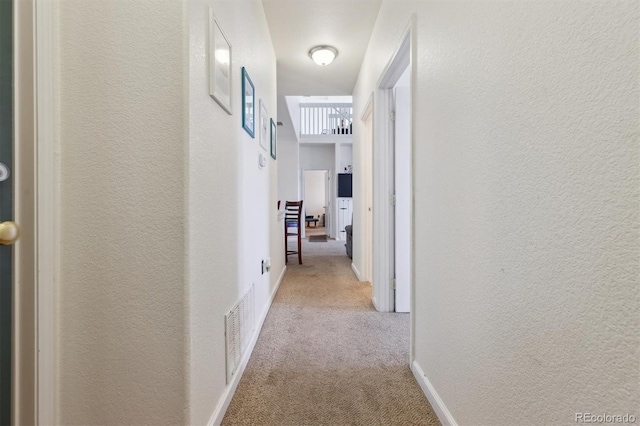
259;100;269;151
241;67;255;138
208;9;232;114
270;118;277;160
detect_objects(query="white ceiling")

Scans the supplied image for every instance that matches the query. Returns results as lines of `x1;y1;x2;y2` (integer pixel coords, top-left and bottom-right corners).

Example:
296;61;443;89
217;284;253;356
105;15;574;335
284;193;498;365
262;0;383;96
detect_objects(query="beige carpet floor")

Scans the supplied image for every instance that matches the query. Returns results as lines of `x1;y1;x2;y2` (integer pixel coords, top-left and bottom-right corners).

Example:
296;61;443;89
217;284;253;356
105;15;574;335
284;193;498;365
305;226;327;237
222;239;440;426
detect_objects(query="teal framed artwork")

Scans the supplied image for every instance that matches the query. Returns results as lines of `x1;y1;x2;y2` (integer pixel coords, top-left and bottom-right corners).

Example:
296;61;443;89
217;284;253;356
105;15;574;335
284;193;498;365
241;67;254;137
270;118;277;159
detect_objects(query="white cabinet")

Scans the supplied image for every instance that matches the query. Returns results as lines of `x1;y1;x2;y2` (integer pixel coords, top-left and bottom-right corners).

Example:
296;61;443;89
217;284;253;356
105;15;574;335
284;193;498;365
337;198;353;241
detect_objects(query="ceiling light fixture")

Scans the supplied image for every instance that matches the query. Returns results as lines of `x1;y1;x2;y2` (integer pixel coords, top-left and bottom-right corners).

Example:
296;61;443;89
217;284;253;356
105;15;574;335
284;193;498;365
308;45;338;66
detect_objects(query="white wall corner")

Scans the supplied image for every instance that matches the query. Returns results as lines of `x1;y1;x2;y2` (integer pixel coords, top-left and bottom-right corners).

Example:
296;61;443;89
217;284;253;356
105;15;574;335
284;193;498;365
207;265;287;426
284;96;301;143
411;360;457;426
351;262;362;281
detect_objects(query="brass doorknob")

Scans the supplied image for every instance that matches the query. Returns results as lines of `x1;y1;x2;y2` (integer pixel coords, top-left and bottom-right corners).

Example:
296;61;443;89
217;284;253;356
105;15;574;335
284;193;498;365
0;221;19;245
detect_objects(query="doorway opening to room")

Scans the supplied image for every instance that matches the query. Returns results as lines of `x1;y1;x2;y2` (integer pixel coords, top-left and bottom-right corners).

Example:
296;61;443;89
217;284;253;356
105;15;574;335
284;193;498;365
277;96;354;261
301;169;330;241
368;20;414;328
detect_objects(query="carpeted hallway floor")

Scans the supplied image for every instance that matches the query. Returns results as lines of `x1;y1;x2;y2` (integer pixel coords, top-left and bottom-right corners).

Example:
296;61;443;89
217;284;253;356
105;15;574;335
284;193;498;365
222;238;440;426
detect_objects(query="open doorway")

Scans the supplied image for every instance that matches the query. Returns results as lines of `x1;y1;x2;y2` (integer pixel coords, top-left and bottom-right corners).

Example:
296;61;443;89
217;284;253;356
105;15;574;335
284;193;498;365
302;169;329;239
369;21;413;319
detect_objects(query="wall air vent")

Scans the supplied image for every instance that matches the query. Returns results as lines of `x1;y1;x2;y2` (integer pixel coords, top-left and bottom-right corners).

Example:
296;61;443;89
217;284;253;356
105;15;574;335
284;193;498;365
225;284;255;384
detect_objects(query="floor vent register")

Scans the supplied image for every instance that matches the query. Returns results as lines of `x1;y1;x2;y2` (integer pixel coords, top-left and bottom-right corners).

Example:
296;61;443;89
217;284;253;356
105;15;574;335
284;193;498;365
225;283;255;384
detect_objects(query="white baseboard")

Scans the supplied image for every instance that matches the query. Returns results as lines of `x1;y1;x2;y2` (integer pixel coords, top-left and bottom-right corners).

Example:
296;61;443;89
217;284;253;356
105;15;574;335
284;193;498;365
411;360;457;426
207;265;288;426
372;296;379;311
351;262;362;281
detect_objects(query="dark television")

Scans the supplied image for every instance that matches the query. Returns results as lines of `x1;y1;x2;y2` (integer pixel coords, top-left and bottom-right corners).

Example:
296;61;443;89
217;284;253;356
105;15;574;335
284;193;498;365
337;173;352;198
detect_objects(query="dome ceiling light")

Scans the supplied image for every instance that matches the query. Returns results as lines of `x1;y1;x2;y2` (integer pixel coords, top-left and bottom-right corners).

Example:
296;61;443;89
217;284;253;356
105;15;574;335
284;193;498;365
308;45;338;66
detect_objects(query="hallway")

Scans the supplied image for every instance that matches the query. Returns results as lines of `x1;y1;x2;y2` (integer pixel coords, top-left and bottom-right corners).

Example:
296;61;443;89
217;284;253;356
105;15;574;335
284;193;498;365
222;239;439;425
16;1;635;424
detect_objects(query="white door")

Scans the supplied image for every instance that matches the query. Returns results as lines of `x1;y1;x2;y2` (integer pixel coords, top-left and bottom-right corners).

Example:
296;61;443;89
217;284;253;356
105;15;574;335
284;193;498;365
394;77;411;313
363;112;373;281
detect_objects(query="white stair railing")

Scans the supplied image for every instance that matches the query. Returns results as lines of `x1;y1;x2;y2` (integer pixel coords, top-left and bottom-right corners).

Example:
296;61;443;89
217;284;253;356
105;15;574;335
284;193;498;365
299;103;353;137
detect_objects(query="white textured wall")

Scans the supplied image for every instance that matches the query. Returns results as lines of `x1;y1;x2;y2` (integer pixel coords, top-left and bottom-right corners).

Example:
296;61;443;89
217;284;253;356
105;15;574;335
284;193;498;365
57;1;188;424
57;0;280;424
187;0;279;425
277;95;300;203
278;135;300;202
285;96;301;140
339;144;353;173
353;1;639;424
299;145;334;172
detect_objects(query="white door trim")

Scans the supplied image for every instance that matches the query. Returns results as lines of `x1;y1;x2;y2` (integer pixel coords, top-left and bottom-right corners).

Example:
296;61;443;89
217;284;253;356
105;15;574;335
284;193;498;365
372;15;416;364
360;92;373;121
13;0;36;423
34;0;57;423
13;0;56;424
372;19;413;314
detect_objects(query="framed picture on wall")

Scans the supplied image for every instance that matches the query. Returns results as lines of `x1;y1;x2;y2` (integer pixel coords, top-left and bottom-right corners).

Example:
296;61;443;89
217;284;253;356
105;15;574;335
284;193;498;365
241;67;255;137
208;9;232;114
259;99;269;151
270;118;277;160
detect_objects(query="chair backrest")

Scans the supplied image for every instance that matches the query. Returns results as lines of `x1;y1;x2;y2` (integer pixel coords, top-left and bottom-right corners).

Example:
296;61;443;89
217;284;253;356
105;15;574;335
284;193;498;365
285;201;303;226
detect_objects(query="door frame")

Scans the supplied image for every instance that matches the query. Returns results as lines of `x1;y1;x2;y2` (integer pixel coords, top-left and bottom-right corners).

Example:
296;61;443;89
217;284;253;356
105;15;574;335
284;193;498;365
392;80;411;313
371;16;416;358
300;168;331;239
13;0;56;424
359;95;373;284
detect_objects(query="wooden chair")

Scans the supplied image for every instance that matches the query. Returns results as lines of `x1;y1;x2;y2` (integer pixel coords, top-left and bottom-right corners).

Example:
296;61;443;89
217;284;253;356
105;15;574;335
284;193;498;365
284;201;303;265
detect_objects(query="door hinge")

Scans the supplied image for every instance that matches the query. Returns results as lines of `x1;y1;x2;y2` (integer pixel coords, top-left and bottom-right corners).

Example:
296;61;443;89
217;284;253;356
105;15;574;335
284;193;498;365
390;194;396;205
392;278;396;290
390;111;396;122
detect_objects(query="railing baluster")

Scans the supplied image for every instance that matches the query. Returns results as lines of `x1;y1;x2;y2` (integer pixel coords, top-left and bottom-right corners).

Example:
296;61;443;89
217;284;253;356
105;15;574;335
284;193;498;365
297;102;353;138
323;107;326;134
